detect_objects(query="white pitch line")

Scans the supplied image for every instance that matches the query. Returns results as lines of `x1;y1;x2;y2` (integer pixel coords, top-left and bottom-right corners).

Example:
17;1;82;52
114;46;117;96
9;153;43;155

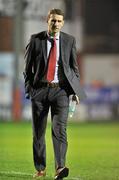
0;171;82;180
68;178;81;180
0;171;32;176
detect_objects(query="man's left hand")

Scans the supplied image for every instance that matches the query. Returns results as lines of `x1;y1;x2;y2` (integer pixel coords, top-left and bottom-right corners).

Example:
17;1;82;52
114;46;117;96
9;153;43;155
72;95;80;104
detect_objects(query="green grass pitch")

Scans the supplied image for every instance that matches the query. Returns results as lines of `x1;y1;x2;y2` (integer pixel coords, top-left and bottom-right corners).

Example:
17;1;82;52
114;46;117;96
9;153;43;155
0;120;119;180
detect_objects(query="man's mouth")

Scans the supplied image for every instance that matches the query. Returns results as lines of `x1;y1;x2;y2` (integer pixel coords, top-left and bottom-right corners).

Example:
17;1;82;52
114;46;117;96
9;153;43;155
53;26;58;29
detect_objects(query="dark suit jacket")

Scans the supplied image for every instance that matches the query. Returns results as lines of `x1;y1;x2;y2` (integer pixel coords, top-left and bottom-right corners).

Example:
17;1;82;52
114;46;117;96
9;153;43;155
24;31;86;100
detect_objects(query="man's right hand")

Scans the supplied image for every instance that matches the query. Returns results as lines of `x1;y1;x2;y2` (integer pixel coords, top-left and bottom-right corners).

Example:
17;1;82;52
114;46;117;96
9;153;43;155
25;93;30;99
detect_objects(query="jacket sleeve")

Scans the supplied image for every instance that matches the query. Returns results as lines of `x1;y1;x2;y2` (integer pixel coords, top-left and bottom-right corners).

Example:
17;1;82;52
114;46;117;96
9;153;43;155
23;36;35;98
70;37;80;80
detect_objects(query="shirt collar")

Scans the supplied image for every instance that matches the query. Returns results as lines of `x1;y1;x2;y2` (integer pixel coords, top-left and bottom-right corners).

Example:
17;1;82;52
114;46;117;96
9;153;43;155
47;32;60;40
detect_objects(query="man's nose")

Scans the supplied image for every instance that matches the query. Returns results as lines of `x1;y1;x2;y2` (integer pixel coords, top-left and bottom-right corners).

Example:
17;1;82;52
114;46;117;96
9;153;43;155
54;21;58;25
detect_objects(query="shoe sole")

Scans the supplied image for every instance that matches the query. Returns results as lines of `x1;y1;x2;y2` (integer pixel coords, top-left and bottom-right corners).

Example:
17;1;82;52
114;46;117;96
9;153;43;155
54;167;69;179
33;172;46;178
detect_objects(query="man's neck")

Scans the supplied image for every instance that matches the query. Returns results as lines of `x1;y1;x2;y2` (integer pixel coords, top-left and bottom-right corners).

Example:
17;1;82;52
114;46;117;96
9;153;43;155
48;31;59;37
47;31;60;39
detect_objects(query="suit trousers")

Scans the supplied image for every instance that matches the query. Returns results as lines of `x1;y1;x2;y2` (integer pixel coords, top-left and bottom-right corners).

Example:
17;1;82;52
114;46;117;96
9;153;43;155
31;85;69;171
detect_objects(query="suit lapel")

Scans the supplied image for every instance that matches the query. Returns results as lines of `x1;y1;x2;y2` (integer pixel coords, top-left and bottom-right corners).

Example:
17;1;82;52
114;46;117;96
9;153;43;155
60;32;67;64
42;32;47;66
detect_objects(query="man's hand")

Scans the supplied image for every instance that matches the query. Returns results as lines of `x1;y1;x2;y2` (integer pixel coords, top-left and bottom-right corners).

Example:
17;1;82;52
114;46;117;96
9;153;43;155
25;93;30;99
72;95;80;104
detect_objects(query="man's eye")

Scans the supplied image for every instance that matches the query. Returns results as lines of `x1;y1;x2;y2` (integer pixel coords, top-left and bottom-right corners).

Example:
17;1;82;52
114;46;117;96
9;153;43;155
51;20;61;23
52;20;56;22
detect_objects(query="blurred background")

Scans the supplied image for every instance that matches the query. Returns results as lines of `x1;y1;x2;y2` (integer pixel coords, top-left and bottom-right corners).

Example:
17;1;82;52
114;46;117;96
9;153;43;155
0;0;119;122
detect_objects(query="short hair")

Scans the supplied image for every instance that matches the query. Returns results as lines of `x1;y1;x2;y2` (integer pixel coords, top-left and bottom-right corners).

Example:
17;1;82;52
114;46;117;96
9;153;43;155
47;8;64;21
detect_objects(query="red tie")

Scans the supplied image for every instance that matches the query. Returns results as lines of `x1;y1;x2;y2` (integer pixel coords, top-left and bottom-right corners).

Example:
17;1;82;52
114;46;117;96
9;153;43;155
46;38;57;82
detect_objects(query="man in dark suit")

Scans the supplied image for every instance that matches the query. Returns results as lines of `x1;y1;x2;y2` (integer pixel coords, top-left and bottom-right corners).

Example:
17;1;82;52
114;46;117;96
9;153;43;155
24;8;86;179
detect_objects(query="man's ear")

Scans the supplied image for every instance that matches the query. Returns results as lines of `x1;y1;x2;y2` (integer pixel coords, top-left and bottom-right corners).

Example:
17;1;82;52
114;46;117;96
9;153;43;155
47;14;50;23
62;20;64;27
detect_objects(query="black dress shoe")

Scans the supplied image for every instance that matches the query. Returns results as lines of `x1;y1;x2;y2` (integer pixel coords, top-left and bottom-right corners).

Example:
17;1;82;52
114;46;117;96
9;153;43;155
33;169;46;178
54;167;69;180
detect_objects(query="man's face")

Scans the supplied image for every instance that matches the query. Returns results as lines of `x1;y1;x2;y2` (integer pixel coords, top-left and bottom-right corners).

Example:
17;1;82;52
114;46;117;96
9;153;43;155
47;14;64;35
